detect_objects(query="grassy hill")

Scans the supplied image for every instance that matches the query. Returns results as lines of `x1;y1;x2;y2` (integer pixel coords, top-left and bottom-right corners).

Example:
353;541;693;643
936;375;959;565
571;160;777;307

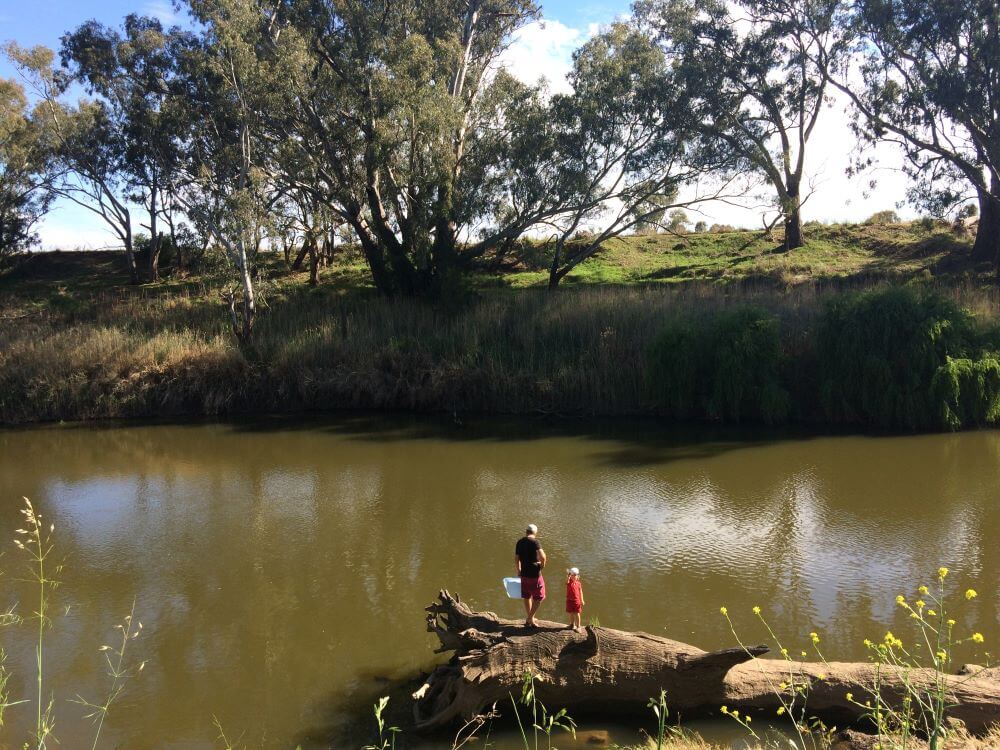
1;220;993;303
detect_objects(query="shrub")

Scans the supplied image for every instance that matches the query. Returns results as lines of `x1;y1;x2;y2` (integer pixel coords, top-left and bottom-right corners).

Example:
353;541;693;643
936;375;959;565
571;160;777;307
931;355;1000;428
816;287;988;429
647;307;790;423
864;209;900;225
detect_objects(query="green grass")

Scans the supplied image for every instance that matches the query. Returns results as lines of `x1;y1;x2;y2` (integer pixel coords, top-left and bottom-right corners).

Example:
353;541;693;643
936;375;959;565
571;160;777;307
492;221;987;288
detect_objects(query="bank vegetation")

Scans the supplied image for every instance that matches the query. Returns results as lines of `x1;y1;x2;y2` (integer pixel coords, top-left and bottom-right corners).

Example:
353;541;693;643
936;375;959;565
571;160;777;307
2;226;999;430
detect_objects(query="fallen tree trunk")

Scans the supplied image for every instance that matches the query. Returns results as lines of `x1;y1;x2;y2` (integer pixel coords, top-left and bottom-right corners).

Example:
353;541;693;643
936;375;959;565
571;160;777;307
413;591;1000;735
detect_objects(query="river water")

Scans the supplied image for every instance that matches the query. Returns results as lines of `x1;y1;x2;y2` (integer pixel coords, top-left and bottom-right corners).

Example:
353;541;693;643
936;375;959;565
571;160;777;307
0;417;998;748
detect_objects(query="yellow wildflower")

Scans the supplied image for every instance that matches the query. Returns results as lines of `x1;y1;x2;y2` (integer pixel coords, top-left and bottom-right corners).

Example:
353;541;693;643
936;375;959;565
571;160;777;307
896;595;906;605
936;650;947;661
817;673;826;681
777;706;785;716
927;609;936;617
972;632;985;644
810;632;820;644
939;567;949;579
745;715;751;724
779;681;788;691
752;605;761;615
947;619;956;627
781;648;789;658
966;589;978;600
918;585;929;596
720;606;728;616
720;705;728;714
915;599;925;609
846;692;854;702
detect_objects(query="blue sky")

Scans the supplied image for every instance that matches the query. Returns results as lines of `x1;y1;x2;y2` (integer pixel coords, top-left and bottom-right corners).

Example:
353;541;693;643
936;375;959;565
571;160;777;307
1;0;908;249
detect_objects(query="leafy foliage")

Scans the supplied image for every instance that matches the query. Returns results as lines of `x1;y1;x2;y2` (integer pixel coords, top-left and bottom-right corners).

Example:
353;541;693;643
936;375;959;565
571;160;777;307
816;287;991;430
638;0;847;249
647;307;790;423
840;0;1000;262
0;78;54;255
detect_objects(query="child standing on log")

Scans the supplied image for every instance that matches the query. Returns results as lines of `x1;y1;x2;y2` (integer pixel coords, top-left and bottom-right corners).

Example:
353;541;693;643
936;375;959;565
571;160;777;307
566;567;584;631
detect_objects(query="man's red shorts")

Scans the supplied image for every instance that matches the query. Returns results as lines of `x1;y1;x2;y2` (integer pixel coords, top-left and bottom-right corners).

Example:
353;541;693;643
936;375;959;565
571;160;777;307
520;575;545;600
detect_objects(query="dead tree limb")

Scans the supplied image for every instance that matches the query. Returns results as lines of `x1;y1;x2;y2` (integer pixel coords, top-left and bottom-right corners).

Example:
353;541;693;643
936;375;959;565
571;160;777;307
413;591;1000;735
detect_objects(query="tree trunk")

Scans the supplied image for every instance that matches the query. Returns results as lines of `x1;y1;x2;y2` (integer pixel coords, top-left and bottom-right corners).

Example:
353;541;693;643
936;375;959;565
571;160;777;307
547;240;564;291
224;239;256;345
168;211;183;275
149;232;163;283
971;181;1000;266
123;219;139;285
148;182;160;282
291;242;308;271
308;234;319;286
784;183;804;251
414;591;1000;736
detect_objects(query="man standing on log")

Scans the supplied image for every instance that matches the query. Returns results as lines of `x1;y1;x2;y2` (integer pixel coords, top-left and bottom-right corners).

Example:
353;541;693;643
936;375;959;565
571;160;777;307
515;523;547;627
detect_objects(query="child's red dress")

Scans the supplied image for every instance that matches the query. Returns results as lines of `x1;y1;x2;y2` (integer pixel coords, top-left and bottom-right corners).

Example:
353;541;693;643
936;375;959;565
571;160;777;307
566;578;583;614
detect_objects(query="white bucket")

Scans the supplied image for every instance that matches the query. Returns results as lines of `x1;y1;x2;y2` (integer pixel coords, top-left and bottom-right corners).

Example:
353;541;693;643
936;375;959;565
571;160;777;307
503;577;522;599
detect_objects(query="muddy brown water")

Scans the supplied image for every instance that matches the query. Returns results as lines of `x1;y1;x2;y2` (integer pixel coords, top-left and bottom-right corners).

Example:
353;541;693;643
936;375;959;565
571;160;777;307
0;416;998;749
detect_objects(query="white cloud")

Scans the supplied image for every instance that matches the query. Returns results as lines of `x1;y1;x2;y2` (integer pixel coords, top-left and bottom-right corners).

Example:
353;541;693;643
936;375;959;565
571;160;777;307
143;1;182;26
499;20;598;95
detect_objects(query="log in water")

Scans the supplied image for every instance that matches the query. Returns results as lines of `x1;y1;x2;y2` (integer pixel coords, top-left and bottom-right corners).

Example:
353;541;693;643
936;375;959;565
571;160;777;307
417;590;1000;736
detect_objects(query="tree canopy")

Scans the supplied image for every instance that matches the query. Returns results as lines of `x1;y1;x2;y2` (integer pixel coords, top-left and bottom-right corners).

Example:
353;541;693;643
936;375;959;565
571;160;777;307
3;0;999;339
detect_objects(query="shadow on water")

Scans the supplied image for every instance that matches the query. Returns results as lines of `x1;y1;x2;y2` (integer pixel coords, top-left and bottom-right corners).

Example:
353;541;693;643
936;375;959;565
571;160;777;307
32;410;849;469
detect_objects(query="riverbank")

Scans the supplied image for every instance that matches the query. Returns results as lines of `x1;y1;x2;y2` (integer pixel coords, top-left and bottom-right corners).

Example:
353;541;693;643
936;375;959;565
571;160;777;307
2;224;998;429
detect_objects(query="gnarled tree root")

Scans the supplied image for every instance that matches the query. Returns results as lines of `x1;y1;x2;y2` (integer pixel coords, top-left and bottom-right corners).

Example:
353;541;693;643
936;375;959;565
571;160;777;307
413;590;1000;736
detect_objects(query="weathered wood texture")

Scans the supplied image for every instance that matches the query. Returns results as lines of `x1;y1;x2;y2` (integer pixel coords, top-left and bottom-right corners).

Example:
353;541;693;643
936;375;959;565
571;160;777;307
413;591;1000;735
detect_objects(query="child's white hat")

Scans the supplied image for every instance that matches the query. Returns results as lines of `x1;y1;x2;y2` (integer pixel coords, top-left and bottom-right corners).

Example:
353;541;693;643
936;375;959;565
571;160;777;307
568;567;580;575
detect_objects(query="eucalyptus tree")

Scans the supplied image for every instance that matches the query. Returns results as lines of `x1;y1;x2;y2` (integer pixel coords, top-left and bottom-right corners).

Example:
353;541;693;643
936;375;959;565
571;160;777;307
541;22;743;288
0;77;55;255
274;0;578;296
170;0;291;343
825;0;1000;267
5;43;141;281
637;0;847;250
61;15;189;281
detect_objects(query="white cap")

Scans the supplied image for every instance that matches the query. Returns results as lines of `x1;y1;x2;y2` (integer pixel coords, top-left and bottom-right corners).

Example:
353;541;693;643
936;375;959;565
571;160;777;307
568;567;579;575
526;523;538;534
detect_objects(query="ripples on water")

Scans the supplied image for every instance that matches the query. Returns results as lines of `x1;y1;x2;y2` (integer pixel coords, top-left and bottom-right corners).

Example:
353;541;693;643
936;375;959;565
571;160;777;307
0;417;997;748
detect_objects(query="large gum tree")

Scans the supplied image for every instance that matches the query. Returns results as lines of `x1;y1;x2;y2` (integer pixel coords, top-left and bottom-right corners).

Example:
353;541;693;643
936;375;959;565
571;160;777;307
267;0;576;296
60;15;189;282
637;0;847;250
541;23;745;288
826;0;1000;269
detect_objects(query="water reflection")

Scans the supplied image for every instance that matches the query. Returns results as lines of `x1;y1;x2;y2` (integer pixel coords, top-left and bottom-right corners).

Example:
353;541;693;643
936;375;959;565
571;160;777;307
0;418;997;748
